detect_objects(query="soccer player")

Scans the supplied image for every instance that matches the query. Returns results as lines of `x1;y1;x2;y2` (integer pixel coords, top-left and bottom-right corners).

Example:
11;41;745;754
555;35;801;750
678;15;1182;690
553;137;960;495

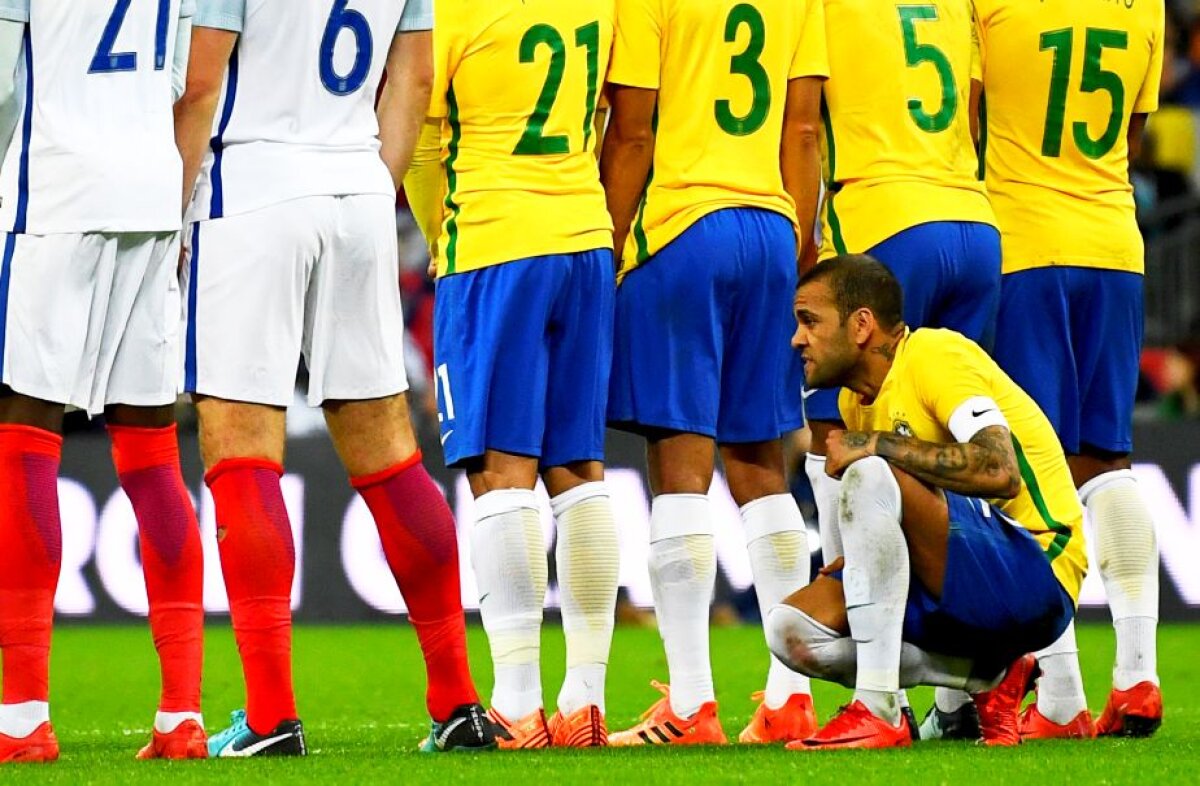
972;0;1165;739
0;0;205;764
404;0;622;749
174;0;495;756
601;0;827;746
768;255;1085;749
802;6;1001;732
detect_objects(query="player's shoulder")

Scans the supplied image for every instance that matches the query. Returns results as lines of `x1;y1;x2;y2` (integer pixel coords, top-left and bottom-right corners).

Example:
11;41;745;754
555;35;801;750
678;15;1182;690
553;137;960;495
906;327;987;367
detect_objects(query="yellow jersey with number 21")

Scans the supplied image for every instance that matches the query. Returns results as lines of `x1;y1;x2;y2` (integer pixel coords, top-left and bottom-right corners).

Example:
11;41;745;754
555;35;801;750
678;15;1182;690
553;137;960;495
425;0;615;278
975;0;1164;274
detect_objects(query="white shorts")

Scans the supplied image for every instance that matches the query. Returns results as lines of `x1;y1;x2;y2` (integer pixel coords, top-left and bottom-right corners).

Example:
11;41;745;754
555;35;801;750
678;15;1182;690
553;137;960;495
182;194;409;407
0;231;181;416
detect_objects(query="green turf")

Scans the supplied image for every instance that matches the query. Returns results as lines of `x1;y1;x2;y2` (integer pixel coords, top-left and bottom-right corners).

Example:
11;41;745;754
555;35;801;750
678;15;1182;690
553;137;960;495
3;622;1197;783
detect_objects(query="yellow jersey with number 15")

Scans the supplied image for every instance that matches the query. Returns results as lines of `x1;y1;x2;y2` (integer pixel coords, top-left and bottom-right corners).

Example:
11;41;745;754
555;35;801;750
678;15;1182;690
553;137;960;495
608;0;829;276
975;0;1164;274
839;329;1087;603
818;0;994;260
425;0;615;278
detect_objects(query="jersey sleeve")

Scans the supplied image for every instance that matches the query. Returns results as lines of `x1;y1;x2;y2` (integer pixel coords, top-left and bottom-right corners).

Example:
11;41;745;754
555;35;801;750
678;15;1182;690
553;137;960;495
194;0;245;32
0;0;27;24
398;0;433;34
790;0;829;80
180;0;196;19
608;0;663;90
1133;3;1164;114
909;332;1003;437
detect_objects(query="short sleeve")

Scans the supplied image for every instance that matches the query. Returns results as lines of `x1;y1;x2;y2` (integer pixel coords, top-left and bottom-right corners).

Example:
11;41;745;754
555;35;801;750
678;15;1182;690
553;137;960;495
399;0;432;34
907;332;999;431
789;0;829;80
1133;3;1164;114
427;0;466;119
608;0;662;90
0;0;28;24
194;0;245;33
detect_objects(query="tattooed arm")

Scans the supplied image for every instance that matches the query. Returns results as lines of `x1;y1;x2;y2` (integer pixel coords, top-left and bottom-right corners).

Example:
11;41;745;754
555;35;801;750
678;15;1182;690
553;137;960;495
825;426;1022;499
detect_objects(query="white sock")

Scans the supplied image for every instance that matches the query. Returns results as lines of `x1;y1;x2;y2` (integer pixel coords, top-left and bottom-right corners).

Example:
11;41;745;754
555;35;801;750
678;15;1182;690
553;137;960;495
472;489;547;720
1081;470;1160;689
805;453;843;564
839;457;907;725
649;493;716;719
742;494;812;709
552;482;619;715
1035;621;1088;724
934;688;972;714
155;710;204;734
0;701;49;739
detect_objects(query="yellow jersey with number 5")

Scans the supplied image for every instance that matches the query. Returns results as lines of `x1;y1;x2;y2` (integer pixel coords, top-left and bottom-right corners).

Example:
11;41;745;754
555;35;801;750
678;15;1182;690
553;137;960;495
818;0;995;260
975;0;1164;274
608;0;829;275
426;0;615;277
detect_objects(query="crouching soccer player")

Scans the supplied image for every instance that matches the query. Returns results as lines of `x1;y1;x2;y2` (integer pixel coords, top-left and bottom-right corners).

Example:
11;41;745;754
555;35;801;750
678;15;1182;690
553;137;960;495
0;0;205;763
767;255;1085;749
174;0;495;756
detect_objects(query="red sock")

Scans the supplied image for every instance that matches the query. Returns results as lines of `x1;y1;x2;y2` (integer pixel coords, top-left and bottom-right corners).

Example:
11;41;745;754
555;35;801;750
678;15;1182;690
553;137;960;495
109;424;204;714
206;458;296;734
0;425;62;705
352;451;478;722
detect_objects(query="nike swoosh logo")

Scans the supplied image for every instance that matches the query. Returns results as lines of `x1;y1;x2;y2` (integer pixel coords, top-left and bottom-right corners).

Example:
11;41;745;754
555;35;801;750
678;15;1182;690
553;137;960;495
224;732;293;757
440;429;454;446
802;389;819;400
436;717;467;748
971;409;995;417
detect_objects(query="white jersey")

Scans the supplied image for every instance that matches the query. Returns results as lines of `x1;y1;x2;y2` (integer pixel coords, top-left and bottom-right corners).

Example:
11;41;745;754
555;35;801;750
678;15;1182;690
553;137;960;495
0;0;191;235
189;0;432;222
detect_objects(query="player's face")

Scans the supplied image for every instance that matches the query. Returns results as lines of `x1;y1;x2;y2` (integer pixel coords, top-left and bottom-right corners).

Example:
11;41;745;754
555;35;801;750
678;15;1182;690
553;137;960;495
792;281;857;388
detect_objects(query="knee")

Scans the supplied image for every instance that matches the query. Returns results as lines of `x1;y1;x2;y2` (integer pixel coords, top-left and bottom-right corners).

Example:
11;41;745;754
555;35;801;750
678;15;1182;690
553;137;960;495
765;604;832;680
838;456;899;525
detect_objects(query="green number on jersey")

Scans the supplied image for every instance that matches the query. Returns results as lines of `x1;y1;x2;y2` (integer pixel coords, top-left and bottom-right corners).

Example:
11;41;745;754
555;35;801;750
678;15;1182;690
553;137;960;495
897;5;958;134
715;3;771;137
513;22;602;156
1039;27;1129;159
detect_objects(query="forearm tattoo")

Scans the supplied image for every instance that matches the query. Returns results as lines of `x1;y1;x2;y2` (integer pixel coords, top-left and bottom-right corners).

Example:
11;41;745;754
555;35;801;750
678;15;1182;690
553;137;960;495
872;425;1021;498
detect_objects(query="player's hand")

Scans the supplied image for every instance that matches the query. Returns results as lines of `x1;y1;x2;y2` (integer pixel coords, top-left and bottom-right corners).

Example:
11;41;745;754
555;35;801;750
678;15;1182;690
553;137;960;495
824;429;877;478
818;557;845;576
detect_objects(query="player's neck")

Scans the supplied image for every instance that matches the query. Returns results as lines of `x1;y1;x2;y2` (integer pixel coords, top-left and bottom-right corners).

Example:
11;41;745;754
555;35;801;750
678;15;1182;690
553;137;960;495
848;325;906;403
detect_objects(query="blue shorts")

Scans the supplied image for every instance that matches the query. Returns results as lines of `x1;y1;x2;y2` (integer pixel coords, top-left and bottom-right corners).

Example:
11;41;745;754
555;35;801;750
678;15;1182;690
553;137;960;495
804;221;1002;422
903;493;1074;673
433;250;615;469
992;267;1142;455
608;208;804;443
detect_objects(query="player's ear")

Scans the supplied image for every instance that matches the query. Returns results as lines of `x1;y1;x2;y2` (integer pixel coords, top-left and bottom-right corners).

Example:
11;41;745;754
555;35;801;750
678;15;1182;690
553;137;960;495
849;307;874;346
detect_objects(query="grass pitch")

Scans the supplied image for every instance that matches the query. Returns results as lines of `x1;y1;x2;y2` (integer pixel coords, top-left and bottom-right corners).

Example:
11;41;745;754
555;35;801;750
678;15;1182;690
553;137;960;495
4;622;1198;784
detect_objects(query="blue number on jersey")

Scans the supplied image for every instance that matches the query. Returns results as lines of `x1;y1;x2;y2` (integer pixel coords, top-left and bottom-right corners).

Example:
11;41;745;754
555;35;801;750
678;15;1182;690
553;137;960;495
319;0;374;95
89;0;171;74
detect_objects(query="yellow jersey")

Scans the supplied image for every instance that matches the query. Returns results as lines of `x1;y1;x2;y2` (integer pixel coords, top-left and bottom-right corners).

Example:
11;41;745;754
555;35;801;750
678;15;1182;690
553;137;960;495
839;329;1087;603
608;0;828;275
818;0;994;260
424;0;615;277
975;0;1164;274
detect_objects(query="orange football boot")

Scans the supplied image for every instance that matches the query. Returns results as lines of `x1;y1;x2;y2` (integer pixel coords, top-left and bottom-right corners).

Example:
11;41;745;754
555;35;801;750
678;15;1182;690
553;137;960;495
136;719;209;760
548;705;607;748
972;654;1038;747
608;681;727;747
739;691;817;744
1019;704;1095;740
486;707;551;750
1096;682;1163;738
786;700;910;750
0;722;59;764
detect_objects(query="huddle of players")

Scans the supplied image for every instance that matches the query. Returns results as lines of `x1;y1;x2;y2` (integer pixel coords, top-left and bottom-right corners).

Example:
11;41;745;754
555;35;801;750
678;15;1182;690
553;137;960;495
0;0;1164;765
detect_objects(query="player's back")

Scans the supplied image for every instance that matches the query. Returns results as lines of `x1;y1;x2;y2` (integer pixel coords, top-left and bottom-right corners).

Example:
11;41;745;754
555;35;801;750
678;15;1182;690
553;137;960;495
610;0;826;271
975;0;1163;273
191;0;412;222
429;0;613;276
0;0;188;234
819;0;991;257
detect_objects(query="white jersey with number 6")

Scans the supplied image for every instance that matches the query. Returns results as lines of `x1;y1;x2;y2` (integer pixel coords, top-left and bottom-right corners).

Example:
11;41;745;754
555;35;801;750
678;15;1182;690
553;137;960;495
0;0;192;235
189;0;432;222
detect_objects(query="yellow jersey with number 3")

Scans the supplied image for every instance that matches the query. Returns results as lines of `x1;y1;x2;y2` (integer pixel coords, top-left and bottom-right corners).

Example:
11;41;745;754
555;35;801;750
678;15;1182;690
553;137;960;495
425;0;615;277
839;329;1087;603
975;0;1164;274
608;0;829;275
818;0;994;260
